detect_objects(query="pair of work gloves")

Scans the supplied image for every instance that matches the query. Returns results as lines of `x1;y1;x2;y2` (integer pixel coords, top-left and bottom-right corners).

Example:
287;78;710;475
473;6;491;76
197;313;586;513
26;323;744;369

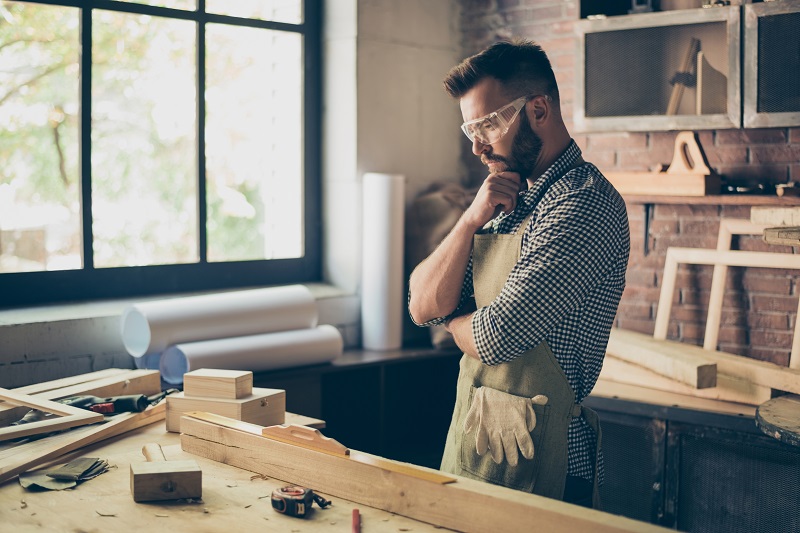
464;387;549;466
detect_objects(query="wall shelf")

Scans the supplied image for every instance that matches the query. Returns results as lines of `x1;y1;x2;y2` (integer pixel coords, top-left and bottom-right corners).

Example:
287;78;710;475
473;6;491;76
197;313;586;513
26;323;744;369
622;194;800;206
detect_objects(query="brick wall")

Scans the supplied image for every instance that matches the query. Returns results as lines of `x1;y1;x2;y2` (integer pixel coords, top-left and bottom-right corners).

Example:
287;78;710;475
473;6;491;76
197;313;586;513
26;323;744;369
457;0;800;363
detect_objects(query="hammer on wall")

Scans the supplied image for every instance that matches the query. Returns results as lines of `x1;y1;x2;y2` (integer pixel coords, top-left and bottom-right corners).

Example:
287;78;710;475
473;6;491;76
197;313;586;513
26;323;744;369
130;443;202;502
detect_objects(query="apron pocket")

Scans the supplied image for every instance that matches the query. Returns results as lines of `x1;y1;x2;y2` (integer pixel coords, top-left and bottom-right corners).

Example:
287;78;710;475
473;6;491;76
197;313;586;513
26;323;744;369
459;385;550;492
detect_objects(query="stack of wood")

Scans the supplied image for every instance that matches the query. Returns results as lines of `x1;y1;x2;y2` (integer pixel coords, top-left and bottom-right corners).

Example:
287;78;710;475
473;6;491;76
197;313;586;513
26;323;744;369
165;369;285;433
0;369;164;484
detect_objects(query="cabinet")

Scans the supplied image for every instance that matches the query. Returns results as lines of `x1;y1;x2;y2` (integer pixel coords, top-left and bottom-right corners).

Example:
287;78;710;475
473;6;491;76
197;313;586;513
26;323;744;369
575;7;741;132
743;0;800;127
585;394;800;532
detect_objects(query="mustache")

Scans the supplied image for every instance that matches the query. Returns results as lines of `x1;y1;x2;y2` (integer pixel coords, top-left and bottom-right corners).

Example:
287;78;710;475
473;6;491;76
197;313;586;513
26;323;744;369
481;154;511;167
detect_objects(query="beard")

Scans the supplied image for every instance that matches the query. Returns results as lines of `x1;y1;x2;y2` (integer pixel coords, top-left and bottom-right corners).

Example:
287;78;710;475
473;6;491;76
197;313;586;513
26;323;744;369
481;111;543;183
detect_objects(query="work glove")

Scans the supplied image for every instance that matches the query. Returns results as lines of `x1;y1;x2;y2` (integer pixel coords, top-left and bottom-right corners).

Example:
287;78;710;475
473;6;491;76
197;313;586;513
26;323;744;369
463;387;549;466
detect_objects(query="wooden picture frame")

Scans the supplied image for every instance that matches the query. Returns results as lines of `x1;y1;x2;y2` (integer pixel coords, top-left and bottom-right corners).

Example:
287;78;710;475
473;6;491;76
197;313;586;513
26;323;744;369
0;387;104;442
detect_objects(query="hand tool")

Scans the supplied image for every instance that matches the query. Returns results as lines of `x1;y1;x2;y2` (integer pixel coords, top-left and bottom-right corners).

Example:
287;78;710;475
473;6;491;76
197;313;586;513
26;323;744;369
270;485;331;517
130;443;202;502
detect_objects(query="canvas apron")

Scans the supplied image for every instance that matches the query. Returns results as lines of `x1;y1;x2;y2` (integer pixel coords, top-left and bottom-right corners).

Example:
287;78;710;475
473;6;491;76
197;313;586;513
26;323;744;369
440;202;602;508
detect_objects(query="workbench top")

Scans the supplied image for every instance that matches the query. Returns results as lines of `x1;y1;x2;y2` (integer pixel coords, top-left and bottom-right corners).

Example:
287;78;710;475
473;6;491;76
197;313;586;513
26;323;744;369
0;422;445;533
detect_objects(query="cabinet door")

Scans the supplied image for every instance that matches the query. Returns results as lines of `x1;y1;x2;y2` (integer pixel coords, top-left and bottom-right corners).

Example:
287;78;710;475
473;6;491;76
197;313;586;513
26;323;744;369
743;0;800;128
575;7;741;132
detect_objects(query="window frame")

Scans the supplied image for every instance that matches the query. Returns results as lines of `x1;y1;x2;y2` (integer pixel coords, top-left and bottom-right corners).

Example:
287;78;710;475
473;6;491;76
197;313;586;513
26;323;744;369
0;0;322;308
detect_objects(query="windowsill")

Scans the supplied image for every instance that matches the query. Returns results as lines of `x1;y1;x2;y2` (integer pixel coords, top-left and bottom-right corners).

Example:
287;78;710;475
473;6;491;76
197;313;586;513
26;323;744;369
0;283;361;389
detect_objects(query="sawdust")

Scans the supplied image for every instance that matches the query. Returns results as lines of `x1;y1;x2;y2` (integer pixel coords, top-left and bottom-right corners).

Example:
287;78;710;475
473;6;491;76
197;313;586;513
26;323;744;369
95;510;116;517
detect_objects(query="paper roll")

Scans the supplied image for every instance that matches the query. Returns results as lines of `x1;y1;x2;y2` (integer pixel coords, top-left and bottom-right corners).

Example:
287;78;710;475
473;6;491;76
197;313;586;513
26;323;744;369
159;325;344;384
361;173;405;350
121;285;317;357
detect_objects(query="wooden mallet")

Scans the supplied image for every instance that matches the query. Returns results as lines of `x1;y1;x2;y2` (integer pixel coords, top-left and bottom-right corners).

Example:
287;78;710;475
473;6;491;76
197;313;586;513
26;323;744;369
130;443;202;502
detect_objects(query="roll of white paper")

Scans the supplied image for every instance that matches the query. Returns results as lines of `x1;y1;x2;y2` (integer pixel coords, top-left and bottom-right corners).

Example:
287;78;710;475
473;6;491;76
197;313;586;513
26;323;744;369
159;324;343;384
120;285;317;357
361;173;405;350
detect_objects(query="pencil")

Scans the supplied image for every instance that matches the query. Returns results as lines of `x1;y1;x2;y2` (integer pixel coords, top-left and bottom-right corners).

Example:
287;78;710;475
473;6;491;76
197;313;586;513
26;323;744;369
352;508;361;533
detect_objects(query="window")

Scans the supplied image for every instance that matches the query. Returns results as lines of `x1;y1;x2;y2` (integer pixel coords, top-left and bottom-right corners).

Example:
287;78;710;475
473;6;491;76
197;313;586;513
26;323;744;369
0;0;321;307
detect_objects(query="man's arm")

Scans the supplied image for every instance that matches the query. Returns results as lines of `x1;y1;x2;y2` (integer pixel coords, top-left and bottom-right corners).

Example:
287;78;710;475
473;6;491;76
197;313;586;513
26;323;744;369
445;312;480;359
408;172;521;325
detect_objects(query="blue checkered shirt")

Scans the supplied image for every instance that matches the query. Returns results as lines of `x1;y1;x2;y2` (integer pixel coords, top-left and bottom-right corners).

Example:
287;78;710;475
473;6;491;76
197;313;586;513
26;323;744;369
418;141;630;481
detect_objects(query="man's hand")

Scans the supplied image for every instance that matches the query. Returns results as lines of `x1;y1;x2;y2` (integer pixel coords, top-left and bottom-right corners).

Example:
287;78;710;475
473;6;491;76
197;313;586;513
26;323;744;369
462;171;522;230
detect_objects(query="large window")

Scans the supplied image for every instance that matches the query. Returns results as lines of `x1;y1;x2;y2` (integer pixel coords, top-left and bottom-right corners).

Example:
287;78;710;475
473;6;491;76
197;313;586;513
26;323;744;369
0;0;321;307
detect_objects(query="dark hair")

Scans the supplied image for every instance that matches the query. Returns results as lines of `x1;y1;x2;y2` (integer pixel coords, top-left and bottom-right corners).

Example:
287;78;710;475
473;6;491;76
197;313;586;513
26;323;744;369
443;39;559;103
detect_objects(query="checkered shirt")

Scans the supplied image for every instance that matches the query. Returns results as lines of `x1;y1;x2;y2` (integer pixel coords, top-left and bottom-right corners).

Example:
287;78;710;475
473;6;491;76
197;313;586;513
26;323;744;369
418;141;630;482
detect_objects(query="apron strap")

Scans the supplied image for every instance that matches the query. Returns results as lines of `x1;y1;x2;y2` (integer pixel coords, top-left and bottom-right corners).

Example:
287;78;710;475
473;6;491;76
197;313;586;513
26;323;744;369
571;403;604;511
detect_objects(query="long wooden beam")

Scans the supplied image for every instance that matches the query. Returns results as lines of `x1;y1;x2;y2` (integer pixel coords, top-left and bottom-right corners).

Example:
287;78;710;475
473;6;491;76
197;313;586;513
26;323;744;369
180;414;670;533
606;328;717;388
610;328;800;396
600;354;771;405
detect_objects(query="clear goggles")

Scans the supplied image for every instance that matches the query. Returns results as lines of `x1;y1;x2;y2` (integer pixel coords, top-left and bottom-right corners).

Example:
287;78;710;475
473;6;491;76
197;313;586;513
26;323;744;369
460;95;530;145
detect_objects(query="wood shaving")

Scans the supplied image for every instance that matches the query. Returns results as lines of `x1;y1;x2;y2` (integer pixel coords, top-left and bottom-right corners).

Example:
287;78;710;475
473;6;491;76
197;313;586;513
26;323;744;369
155;514;169;518
203;507;209;514
20;500;27;509
226;482;238;488
244;504;252;509
95;510;116;517
250;474;269;481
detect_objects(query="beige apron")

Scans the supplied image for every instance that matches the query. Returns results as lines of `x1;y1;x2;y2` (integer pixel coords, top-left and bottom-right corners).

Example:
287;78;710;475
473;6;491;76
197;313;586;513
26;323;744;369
440;203;603;509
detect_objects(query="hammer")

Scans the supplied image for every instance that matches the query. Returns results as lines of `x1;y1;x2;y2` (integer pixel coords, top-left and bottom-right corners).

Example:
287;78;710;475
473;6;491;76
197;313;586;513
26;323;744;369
130;443;202;502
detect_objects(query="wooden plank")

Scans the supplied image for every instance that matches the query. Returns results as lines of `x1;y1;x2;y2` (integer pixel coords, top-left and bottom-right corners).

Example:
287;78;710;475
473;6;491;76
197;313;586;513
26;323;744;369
183;369;253;399
12;369;131;396
0;402;166;485
606;328;717;389
751;206;800;226
600;354;771;405
180;416;669;533
0;388;104;442
0;369;161;428
604;171;720;196
704;220;771;352
611;328;800;396
592;379;756;418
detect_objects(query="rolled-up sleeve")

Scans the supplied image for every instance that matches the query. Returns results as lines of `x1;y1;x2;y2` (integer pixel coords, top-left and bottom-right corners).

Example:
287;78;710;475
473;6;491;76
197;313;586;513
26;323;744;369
408;256;476;327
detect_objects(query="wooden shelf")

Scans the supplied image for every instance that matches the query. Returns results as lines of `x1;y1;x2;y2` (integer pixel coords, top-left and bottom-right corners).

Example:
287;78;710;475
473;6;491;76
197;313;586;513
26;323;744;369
623;195;800;206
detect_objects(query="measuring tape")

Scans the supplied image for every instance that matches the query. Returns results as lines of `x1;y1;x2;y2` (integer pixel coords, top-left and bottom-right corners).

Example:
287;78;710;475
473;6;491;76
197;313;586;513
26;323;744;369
270;485;332;518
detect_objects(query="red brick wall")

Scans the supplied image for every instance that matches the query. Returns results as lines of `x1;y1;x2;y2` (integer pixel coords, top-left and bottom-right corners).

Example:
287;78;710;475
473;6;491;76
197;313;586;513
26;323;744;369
457;0;800;363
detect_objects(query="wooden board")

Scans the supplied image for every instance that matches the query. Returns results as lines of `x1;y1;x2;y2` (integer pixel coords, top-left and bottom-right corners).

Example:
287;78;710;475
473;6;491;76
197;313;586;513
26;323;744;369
606;328;717;389
604;171;720;196
653;247;800;368
703;219;771;353
0;388;104;442
610;328;800;396
600;354;771;405
0;402;166;485
592;379;756;418
12;369;132;396
182;369;253;399
763;226;800;246
180;415;669;533
166;388;285;432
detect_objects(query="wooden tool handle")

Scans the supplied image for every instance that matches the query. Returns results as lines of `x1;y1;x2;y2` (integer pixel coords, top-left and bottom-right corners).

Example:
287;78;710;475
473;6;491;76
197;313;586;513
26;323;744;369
142;443;167;462
262;424;349;456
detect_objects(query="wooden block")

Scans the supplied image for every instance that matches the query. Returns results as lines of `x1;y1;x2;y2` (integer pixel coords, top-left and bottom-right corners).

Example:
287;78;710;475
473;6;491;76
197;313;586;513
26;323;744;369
183;369;253;399
600;354;771;406
763;226;800;246
604;171;720;196
606;328;718;389
166;388;285;433
130;461;202;502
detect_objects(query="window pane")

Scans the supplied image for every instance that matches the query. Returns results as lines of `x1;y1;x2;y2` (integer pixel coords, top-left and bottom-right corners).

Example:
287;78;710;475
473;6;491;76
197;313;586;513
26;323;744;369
0;1;81;274
206;0;302;25
123;0;197;10
205;25;303;262
92;11;197;268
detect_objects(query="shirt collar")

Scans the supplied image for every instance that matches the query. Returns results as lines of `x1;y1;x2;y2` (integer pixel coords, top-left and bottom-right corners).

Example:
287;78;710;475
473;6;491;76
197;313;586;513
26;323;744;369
493;140;583;232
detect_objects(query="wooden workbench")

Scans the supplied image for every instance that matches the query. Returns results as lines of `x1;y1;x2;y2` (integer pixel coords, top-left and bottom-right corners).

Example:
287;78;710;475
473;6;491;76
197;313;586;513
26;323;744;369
0;421;443;532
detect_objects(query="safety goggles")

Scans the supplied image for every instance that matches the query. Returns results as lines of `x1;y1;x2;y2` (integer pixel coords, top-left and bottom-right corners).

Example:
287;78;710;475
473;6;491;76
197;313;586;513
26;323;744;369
460;95;530;145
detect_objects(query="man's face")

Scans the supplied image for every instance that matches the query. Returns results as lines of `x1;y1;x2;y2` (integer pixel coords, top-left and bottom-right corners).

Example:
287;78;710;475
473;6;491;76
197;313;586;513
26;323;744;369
459;78;543;182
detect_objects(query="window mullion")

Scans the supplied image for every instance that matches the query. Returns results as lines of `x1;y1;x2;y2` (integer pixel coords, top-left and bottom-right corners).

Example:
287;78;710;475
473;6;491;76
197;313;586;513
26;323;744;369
80;5;94;270
197;0;207;263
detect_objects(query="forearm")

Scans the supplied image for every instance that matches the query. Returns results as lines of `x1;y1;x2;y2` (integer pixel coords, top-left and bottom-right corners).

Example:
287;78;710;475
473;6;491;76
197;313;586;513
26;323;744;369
408;216;481;324
445;312;480;360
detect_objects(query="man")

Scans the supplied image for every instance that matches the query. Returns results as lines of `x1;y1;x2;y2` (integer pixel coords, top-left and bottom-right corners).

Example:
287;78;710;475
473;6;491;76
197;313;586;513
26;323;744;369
408;39;630;509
